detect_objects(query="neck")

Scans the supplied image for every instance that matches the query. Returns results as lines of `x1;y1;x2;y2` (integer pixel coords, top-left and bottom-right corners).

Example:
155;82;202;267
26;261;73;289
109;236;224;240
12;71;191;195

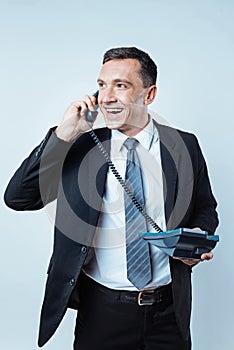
119;115;150;137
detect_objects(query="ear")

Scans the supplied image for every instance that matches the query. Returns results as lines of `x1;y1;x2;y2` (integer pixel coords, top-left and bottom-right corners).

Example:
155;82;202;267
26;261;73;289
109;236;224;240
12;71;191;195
144;85;157;105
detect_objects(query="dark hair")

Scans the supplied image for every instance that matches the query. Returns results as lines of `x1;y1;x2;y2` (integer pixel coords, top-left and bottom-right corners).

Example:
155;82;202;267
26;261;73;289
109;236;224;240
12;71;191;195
102;47;157;88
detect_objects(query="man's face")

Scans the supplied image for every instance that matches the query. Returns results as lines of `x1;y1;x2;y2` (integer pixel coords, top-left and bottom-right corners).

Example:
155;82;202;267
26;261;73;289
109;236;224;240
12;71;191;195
97;58;153;136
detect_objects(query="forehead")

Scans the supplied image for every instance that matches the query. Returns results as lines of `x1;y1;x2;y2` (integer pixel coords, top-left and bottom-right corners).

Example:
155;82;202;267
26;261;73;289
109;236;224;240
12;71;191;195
98;58;142;83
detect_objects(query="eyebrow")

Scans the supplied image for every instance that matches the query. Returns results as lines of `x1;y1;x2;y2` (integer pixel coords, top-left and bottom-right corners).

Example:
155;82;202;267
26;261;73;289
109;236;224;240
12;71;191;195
97;78;133;86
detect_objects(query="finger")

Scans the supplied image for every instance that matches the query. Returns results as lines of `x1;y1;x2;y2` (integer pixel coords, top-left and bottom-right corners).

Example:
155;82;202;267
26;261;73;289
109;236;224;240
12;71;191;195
78;101;89;117
201;251;213;261
82;95;96;111
173;257;200;266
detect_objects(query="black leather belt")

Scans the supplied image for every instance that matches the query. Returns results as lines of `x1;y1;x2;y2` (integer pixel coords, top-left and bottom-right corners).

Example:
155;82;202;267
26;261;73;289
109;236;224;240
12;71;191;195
80;272;172;307
119;282;172;306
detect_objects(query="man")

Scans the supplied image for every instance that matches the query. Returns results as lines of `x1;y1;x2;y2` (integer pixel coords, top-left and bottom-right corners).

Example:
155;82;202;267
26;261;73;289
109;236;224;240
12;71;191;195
4;47;218;349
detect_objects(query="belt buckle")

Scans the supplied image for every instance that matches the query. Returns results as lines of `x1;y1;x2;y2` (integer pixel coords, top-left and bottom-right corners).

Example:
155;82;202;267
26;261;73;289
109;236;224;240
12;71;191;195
137;290;155;306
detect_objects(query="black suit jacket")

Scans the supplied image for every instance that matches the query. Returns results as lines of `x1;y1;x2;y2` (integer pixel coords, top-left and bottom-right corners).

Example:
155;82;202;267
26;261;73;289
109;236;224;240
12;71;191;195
4;121;218;347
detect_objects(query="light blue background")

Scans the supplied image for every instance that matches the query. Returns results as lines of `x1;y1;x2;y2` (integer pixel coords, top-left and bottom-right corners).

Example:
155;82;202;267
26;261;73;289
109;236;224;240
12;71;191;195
1;0;233;349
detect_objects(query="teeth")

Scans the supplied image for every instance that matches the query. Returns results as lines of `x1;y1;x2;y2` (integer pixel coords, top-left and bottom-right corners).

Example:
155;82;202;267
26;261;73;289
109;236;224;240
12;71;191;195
106;108;122;114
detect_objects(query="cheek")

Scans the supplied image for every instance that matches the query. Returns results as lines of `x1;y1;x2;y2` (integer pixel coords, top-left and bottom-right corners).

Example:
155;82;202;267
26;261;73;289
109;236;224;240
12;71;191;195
117;91;137;104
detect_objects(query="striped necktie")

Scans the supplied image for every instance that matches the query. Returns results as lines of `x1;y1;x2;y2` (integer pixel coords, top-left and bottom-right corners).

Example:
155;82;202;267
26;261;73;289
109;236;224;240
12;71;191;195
124;138;152;290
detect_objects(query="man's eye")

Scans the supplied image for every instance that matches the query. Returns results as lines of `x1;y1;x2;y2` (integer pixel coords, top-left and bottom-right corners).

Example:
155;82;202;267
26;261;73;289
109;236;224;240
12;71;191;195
98;82;105;88
117;83;126;89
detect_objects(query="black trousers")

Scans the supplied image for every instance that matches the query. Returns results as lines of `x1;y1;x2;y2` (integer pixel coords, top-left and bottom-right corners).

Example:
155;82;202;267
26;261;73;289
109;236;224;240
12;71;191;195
74;273;191;350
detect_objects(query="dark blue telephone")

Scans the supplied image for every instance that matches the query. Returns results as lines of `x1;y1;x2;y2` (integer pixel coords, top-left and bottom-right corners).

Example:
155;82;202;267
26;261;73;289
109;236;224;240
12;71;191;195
140;228;219;259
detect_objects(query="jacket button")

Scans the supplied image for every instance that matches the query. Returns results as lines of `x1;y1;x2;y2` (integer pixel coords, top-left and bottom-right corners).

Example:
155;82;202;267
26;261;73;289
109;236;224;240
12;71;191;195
81;246;87;254
69;278;75;286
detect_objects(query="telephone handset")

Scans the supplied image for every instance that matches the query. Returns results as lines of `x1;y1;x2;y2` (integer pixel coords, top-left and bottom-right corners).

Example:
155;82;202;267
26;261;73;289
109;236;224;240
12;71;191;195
85;91;99;123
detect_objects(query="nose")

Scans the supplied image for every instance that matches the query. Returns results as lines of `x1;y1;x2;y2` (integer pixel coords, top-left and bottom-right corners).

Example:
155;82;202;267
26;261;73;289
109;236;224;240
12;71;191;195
99;87;117;104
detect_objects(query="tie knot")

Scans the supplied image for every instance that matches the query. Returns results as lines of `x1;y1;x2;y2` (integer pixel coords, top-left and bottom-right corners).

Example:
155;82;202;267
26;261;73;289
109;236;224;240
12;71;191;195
124;138;139;151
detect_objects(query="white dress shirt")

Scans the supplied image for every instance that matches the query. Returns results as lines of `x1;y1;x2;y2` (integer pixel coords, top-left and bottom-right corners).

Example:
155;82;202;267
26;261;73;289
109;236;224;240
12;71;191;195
83;118;171;290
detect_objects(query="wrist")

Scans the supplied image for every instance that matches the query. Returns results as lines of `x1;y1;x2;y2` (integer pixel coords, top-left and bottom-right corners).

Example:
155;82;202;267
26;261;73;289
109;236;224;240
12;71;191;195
55;125;81;143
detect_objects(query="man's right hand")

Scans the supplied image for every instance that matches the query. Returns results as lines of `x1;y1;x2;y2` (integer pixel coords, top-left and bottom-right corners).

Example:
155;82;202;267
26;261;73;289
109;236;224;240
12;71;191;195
55;94;97;142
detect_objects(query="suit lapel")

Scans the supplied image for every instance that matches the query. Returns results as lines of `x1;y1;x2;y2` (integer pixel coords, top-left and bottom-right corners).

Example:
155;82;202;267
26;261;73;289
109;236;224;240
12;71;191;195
86;128;111;220
155;122;179;228
160;142;178;227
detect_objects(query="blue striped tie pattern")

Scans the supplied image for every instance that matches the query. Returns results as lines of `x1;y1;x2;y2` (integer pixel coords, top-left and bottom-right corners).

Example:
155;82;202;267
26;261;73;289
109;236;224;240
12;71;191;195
124;138;152;290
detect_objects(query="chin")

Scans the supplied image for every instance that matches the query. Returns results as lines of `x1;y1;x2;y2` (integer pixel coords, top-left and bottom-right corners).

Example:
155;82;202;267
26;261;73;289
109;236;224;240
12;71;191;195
104;119;125;131
106;123;123;130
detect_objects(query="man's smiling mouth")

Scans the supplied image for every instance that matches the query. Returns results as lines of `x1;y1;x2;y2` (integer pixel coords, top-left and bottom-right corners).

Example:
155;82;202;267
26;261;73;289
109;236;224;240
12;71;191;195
105;108;123;114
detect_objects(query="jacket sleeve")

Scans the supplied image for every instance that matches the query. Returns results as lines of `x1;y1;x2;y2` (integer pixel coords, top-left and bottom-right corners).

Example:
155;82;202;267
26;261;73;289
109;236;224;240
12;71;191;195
4;128;72;211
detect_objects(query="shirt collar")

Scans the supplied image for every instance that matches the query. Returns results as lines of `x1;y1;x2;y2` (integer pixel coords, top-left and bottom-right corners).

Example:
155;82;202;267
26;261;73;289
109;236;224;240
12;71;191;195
111;116;159;152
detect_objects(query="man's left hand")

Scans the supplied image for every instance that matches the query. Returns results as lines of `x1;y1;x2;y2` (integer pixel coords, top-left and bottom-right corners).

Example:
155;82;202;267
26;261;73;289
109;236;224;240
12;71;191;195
173;227;213;267
175;251;213;266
